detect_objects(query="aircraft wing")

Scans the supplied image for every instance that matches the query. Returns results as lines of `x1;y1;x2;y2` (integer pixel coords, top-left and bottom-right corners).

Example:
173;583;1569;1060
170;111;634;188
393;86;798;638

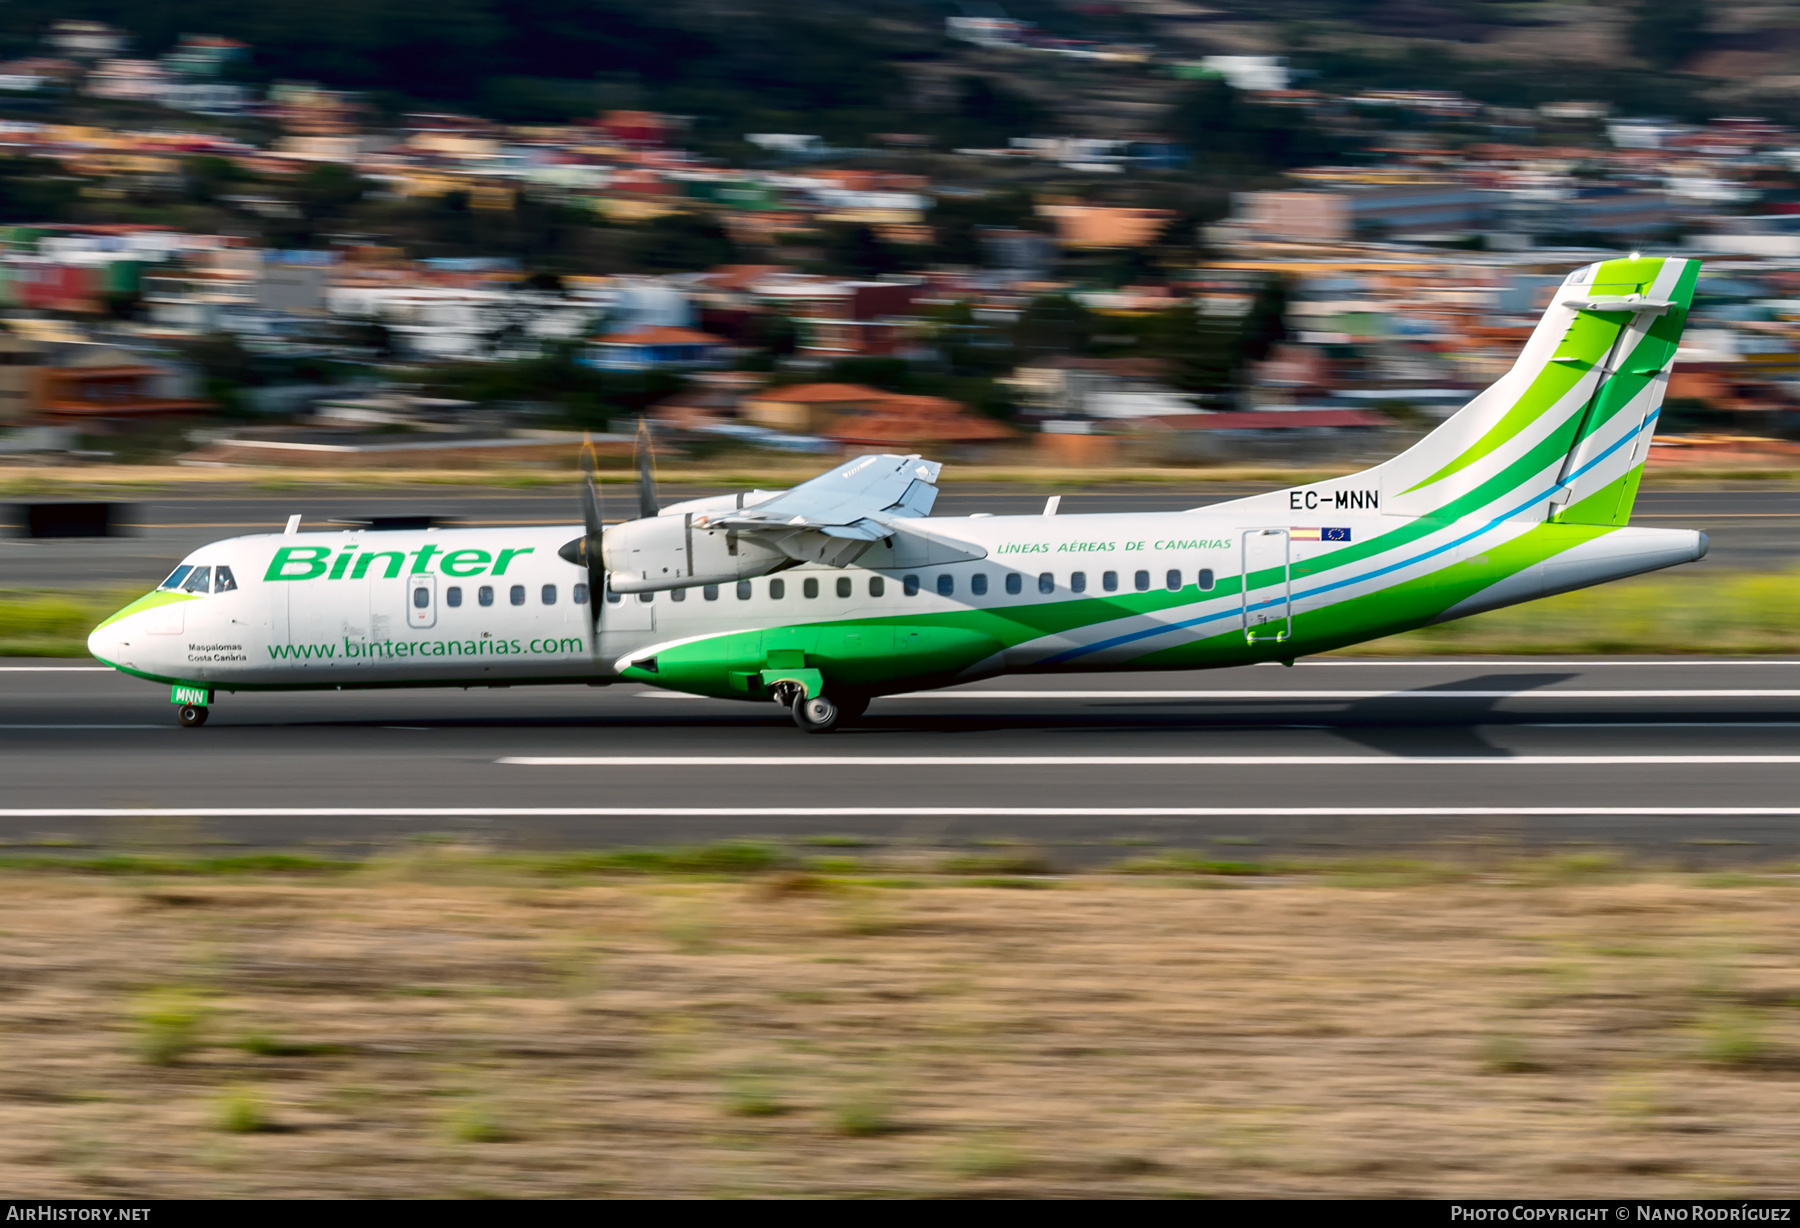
694;453;941;542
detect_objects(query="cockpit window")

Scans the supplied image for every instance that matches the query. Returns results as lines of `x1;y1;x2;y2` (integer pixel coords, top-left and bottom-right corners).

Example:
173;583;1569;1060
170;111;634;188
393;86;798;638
158;565;193;591
180;566;212;594
213;565;237;593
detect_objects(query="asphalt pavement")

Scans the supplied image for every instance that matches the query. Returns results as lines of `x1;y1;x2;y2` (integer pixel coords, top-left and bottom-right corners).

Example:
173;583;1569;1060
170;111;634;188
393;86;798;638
4;483;1797;588
6;658;1800;864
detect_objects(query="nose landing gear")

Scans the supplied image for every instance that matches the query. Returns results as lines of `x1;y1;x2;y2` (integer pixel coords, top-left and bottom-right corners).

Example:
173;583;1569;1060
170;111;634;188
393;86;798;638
170;684;213;728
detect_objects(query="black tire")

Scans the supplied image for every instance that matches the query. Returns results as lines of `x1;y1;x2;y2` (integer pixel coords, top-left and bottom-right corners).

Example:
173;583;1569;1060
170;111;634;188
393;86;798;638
177;704;208;728
792;695;840;733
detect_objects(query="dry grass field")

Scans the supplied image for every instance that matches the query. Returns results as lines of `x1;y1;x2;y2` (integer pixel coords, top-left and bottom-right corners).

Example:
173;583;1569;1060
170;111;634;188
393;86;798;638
0;849;1797;1198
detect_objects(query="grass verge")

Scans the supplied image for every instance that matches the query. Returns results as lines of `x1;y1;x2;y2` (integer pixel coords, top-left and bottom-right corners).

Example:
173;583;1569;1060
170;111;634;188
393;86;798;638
1349;566;1800;655
0;848;1791;1197
0;589;134;658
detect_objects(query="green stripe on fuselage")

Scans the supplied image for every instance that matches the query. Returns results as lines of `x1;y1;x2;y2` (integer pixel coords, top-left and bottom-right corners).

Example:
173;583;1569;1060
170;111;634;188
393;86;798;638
93;589;197;632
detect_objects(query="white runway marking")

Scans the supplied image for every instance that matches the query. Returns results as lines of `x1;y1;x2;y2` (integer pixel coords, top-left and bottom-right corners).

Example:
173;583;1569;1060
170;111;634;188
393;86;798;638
4;807;1800;819
0;724;163;729
1528;721;1800;728
500;754;1800;767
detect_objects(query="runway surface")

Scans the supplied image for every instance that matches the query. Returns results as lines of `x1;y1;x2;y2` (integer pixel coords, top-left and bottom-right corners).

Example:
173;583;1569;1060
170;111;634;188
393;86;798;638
7;658;1800;864
5;483;1796;587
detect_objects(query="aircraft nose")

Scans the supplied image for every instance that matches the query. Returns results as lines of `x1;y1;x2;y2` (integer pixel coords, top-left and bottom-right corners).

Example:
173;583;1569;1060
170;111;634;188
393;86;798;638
87;620;124;665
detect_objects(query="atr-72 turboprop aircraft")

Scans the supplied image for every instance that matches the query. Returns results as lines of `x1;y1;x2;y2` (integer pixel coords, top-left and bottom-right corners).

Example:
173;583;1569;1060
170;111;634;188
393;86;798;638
90;254;1707;732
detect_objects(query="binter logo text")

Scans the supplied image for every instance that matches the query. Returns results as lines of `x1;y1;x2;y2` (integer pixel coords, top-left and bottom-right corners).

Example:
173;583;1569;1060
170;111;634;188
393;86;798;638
263;544;537;583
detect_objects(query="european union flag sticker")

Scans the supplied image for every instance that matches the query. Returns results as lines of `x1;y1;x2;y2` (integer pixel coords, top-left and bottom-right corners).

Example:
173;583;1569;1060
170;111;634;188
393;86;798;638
1322;527;1351;542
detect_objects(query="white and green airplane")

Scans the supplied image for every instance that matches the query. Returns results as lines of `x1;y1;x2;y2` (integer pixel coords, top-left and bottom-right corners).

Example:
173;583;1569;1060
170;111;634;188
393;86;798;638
90;254;1706;731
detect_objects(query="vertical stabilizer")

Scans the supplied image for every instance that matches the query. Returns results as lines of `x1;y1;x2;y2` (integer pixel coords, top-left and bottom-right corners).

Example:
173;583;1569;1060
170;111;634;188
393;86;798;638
1367;255;1698;527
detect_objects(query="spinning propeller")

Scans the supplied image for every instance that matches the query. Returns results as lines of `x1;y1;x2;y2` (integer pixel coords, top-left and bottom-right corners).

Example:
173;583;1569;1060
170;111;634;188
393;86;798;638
558;421;661;647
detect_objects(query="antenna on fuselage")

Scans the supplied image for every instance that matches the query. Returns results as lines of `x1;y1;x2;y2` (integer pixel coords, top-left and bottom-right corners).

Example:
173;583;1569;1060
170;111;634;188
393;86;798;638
1042;496;1061;516
283;514;301;535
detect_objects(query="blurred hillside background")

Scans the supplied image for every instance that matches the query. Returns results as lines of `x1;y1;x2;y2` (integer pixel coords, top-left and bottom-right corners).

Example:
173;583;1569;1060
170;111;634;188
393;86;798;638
0;1;1793;474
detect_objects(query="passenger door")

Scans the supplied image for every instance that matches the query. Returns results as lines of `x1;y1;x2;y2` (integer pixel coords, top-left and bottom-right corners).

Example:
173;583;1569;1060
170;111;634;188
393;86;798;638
1241;529;1291;644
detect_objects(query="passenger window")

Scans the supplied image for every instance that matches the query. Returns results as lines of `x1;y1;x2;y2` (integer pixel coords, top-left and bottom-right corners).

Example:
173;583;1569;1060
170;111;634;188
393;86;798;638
510;585;525;607
769;579;785;600
703;584;719;601
446;586;462;608
869;576;885;597
574;584;589;604
481;585;496;607
605;586;621;605
1038;572;1054;594
736;580;752;600
670;587;685;602
541;584;557;605
971;573;988;596
836;576;851;598
1134;570;1150;592
1198;568;1215;591
413;585;430;609
803;577;819;599
213;566;237;592
1102;570;1118;592
1005;573;1022;595
181;566;212;594
639;592;654;604
158;565;193;591
903;574;920;596
1166;569;1181;591
1071;572;1087;593
937;574;954;596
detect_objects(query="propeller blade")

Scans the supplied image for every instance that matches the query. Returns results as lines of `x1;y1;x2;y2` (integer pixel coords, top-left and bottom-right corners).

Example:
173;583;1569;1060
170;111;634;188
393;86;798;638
580;437;603;538
579;437;607;637
635;417;659;520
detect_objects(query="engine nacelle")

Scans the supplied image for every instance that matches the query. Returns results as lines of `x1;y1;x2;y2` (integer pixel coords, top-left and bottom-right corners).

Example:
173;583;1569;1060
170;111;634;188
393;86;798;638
601;512;790;592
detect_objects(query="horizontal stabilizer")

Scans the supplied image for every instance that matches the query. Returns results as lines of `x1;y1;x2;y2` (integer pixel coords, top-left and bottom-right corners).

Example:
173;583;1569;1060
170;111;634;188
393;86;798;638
1561;296;1673;315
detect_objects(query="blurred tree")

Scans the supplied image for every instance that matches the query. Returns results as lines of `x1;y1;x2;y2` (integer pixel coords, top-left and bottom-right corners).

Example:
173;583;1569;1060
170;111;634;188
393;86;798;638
1147;303;1237;401
181;155;247;205
817;223;905;280
927;189;1042;267
1013;293;1096;359
1166;79;1351;171
1628;0;1709;70
628;213;736;273
333;317;396;359
943;76;1047;148
0;157;82;222
924;299;1014;378
294;162;366;223
745;312;799;358
1238;275;1291;365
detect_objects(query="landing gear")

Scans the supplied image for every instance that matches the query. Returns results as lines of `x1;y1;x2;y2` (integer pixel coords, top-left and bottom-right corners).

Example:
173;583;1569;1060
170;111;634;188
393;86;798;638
176;704;209;728
772;681;868;734
793;694;840;733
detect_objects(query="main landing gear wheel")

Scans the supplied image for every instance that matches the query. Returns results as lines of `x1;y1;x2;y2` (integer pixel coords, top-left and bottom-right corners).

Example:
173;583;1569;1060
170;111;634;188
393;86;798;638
793;695;840;733
177;704;208;728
